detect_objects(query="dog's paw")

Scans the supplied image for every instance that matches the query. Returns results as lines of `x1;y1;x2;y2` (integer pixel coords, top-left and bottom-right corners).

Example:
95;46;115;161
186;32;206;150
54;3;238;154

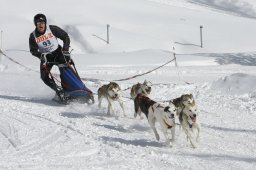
191;144;197;148
190;141;198;148
134;113;137;118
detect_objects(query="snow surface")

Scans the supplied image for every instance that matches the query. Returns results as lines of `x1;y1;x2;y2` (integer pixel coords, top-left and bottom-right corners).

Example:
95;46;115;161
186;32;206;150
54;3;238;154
0;0;256;169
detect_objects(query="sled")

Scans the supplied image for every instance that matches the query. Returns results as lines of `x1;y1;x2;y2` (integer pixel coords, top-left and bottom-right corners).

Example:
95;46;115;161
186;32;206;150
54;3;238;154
57;63;94;104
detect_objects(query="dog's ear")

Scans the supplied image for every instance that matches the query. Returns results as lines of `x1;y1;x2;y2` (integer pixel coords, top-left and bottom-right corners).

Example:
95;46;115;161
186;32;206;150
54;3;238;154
164;106;170;112
106;83;111;90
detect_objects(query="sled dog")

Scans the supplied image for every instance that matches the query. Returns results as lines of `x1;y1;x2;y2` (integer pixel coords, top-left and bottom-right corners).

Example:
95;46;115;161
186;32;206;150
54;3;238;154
170;94;195;116
98;82;126;117
179;102;200;148
130;80;152;99
134;94;177;146
131;80;152;119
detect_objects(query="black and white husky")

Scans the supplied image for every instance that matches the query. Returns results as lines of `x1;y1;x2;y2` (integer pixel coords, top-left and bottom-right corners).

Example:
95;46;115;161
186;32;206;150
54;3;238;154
131;80;152;119
98;82;126;117
134;94;177;146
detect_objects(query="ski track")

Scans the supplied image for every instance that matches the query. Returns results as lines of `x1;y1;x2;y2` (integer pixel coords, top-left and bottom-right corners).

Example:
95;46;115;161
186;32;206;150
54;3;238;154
7;105;85;136
0;114;22;150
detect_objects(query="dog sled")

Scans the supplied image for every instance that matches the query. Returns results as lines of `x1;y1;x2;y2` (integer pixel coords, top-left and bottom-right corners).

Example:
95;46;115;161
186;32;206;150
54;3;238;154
51;61;94;105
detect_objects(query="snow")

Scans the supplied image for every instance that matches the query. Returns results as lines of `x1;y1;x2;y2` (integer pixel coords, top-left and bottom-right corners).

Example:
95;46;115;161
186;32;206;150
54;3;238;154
211;73;256;95
1;0;256;169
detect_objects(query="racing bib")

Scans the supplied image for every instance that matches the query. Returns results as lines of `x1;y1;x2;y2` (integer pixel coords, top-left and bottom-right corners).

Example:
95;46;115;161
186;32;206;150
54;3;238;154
33;26;59;53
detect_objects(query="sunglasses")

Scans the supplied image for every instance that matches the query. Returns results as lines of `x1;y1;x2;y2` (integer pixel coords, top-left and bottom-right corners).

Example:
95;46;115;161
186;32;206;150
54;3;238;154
36;21;45;25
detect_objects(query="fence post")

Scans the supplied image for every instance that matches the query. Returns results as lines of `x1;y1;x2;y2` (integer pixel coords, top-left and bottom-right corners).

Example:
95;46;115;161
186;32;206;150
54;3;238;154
107;24;110;44
173;46;178;67
0;30;2;63
200;25;203;48
0;30;2;50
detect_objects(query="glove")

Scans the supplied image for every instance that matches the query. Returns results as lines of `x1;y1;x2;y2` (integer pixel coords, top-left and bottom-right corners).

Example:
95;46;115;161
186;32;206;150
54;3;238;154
62;50;70;56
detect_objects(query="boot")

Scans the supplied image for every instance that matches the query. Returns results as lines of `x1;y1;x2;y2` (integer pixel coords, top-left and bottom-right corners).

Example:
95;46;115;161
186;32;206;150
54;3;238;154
56;86;68;104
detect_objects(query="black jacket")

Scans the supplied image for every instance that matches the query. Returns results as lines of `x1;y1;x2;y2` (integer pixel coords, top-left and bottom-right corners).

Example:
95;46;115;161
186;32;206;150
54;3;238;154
29;25;70;59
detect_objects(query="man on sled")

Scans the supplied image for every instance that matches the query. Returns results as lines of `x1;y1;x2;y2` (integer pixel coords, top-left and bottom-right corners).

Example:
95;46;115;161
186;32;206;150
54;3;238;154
29;13;94;104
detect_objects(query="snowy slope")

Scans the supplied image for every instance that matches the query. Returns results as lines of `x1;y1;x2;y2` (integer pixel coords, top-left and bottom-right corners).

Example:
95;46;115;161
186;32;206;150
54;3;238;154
1;0;256;169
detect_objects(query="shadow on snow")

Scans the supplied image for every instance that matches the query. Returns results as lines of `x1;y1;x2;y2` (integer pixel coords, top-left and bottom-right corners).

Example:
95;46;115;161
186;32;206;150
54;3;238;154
94;123;132;133
0;94;62;106
202;123;256;134
188;0;256;19
178;152;256;164
60;112;87;118
202;52;256;66
100;136;165;148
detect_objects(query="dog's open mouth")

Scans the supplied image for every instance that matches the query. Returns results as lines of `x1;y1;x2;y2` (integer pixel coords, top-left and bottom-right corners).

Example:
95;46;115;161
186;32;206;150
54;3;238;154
190;116;196;123
146;89;151;93
111;96;118;100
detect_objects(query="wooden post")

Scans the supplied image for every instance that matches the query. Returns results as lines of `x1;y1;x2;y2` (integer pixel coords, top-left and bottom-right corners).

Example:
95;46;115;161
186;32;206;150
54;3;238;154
107;24;110;44
0;30;2;63
0;30;2;50
173;47;178;67
200;25;203;48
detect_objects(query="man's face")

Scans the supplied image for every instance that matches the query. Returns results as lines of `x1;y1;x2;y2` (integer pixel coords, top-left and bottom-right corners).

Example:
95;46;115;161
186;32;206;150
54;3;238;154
36;21;46;33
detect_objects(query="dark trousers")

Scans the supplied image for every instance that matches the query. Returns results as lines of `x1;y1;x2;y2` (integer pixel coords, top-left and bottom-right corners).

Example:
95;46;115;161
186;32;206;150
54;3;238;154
40;46;71;92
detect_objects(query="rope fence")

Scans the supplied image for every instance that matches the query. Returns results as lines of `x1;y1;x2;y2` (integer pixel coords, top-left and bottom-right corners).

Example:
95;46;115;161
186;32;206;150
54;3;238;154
0;49;39;73
0;49;192;87
0;49;196;102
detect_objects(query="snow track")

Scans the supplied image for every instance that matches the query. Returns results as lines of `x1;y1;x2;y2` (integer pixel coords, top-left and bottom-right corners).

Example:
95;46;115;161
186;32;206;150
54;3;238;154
0;117;19;149
0;79;256;169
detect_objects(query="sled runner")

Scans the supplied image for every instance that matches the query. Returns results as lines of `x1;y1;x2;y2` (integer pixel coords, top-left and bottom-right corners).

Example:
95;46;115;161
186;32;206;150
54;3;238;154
51;61;94;104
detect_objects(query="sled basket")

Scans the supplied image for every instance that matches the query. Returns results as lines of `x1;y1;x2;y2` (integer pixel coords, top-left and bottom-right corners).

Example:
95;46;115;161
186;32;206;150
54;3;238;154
59;64;94;104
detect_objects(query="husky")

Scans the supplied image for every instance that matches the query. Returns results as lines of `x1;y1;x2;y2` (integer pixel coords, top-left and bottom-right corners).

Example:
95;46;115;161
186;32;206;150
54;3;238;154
170;94;195;116
98;82;126;117
131;80;152;119
134;94;177;146
130;80;152;99
179;100;200;148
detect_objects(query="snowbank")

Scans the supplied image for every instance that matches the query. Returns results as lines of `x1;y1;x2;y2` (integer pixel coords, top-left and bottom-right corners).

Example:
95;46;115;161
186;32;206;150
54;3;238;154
211;73;256;95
